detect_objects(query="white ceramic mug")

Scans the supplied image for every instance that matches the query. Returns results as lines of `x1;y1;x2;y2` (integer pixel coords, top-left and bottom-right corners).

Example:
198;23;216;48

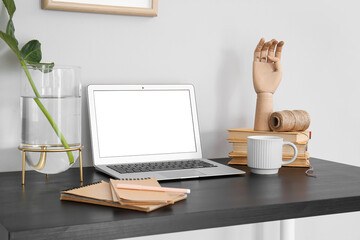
247;136;298;174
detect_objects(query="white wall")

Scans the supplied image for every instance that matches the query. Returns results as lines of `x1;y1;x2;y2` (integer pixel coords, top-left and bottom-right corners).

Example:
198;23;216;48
1;0;360;239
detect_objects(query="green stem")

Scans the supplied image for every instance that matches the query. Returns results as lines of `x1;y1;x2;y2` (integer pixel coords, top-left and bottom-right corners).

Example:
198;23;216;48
20;60;74;164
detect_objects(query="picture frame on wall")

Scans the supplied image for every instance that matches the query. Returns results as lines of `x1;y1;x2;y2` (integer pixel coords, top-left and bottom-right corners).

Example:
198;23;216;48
41;0;158;17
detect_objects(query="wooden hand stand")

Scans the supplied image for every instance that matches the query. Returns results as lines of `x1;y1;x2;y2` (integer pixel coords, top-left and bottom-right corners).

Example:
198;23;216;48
18;145;83;185
253;38;284;131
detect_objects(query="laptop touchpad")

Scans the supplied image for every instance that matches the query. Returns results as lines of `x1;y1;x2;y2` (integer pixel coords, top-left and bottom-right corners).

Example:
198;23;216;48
160;170;205;179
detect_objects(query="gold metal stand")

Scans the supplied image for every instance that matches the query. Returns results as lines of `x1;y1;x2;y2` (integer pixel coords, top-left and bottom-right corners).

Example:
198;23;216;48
18;144;83;185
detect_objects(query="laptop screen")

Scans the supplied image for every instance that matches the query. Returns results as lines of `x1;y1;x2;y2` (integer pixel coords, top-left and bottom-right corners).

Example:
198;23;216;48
93;89;197;159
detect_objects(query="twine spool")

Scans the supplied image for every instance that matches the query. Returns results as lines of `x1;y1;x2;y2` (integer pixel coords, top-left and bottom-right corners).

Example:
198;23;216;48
269;110;310;132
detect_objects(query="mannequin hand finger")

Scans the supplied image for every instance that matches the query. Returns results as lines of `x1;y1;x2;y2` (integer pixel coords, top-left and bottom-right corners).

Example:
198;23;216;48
275;41;285;60
267;56;282;71
254;38;265;62
267;55;280;63
267;39;278;63
260;41;271;62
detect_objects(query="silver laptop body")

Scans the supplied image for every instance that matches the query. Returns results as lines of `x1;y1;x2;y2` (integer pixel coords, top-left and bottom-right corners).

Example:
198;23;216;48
87;84;244;180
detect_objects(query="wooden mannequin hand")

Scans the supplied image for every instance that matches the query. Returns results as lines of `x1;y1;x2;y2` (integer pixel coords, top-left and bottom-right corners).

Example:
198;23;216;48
253;38;284;94
252;38;284;131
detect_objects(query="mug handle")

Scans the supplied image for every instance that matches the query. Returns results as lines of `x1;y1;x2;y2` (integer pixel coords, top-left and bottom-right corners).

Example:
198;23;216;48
282;141;298;165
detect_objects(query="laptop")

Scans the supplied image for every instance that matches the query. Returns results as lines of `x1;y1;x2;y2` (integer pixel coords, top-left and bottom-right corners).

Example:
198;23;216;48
87;84;245;180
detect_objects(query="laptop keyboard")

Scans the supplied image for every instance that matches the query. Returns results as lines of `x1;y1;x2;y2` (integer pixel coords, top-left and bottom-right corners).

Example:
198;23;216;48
107;160;218;174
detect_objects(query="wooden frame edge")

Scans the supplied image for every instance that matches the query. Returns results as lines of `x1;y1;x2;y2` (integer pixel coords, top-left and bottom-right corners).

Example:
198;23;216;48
41;0;158;17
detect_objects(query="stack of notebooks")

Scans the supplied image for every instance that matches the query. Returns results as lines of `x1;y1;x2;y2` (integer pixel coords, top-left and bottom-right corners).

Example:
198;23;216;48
60;178;187;212
227;128;311;167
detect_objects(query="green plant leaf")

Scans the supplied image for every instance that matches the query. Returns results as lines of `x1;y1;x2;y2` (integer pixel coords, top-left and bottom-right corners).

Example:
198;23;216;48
26;61;55;73
0;30;20;58
2;0;16;18
6;18;16;38
20;40;42;63
20;40;54;72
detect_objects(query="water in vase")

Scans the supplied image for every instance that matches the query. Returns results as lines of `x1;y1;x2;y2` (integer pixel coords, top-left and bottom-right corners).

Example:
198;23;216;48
21;96;81;174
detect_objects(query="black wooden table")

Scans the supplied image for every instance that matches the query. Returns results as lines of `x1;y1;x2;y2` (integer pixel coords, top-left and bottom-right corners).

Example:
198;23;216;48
1;158;360;240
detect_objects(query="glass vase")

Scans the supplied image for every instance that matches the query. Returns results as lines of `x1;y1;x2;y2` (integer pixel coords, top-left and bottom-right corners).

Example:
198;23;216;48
20;65;81;174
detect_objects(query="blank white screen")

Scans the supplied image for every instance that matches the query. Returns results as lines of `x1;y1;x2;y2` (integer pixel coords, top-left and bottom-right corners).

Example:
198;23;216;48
94;90;197;158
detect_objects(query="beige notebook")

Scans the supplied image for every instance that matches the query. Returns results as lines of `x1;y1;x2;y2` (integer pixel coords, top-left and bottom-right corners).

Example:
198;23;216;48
60;179;186;212
109;178;178;204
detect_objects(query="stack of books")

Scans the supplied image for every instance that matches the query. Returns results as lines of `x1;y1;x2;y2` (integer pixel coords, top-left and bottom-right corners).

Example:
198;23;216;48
60;178;187;212
227;128;311;167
